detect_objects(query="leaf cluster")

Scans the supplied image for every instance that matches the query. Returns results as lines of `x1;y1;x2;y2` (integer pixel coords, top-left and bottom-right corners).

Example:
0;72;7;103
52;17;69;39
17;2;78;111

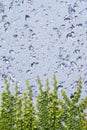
0;75;87;130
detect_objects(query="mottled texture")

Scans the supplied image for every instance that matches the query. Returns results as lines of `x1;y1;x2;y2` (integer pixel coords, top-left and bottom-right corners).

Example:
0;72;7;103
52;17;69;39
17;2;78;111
0;0;87;98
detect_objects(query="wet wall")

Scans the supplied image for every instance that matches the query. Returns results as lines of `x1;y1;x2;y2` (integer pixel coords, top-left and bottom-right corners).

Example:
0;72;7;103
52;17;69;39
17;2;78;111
0;0;87;99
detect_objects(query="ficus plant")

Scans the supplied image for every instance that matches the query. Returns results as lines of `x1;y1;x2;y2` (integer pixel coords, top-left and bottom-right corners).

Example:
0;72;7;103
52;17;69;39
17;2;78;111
0;75;87;130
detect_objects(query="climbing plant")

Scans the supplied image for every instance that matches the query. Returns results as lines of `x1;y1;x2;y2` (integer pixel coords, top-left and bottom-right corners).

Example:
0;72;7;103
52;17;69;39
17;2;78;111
0;75;87;130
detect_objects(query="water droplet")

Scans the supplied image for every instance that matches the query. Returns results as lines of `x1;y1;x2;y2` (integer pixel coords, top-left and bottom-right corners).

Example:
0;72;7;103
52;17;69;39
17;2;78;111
4;22;10;31
2;56;10;64
70;61;78;69
13;34;18;38
31;62;39;67
29;29;33;33
76;56;82;61
9;1;14;10
9;49;14;54
26;69;30;73
66;31;75;38
30;85;35;89
64;17;71;21
76;23;82;27
58;85;63;88
84;81;87;86
73;49;80;54
2;15;7;21
29;45;34;51
25;14;30;21
70;92;77;99
24;24;29;29
68;5;76;14
2;74;7;78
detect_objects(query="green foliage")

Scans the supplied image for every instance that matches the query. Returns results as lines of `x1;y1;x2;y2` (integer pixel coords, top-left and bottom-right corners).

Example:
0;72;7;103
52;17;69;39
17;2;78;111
36;76;50;130
14;83;23;130
22;80;37;130
0;78;15;130
0;75;87;130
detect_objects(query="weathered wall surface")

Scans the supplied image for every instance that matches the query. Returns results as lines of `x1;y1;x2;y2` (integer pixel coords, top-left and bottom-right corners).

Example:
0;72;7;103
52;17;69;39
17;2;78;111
0;0;87;98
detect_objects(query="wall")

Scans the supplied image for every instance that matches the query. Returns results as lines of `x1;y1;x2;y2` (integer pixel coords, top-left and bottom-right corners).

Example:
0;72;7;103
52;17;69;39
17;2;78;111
0;0;87;99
